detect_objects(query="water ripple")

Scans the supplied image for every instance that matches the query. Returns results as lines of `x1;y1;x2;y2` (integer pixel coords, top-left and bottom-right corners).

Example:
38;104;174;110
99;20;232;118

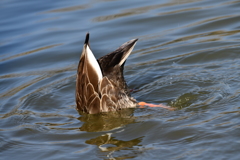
1;0;240;159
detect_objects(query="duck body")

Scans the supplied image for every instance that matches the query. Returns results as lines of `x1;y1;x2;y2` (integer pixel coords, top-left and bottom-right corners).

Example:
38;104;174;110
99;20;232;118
76;33;138;114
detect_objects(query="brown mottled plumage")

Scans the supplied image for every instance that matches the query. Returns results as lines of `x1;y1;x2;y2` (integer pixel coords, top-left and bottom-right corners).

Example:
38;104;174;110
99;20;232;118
76;33;138;114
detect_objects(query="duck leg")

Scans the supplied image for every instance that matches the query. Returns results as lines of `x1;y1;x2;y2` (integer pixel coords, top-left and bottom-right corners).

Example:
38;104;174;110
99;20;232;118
138;102;175;111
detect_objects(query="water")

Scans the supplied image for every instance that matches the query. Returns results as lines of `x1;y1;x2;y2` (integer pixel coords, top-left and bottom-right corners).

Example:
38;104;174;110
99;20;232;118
1;0;240;159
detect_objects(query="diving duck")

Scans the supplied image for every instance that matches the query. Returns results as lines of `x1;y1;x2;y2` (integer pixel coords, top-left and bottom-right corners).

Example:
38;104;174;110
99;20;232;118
76;33;138;114
76;33;174;114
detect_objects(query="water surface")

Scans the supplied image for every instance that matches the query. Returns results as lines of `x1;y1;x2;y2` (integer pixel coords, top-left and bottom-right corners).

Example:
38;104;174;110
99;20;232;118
1;0;240;159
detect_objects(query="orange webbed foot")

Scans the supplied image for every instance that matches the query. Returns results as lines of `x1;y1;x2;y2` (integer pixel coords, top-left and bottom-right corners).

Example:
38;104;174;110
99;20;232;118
138;102;175;111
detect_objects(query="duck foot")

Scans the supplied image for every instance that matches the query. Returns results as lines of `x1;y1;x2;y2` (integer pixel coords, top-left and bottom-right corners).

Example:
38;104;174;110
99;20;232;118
138;102;175;111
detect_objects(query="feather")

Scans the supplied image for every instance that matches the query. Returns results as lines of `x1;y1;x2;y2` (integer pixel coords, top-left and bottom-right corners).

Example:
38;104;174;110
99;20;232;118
100;94;116;112
89;96;100;114
76;33;138;114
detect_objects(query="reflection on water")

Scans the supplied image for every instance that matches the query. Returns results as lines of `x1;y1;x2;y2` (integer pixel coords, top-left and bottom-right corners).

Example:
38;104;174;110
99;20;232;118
1;0;240;159
79;109;136;132
82;109;141;158
86;134;142;159
79;109;141;159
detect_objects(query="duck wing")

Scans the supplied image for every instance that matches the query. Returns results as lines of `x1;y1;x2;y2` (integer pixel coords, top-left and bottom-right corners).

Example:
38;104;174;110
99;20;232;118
76;33;138;114
98;38;138;111
98;38;138;95
76;33;102;114
98;38;138;72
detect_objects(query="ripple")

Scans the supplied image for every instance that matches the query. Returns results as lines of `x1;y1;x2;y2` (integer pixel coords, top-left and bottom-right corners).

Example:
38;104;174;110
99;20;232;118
1;0;240;159
43;4;89;13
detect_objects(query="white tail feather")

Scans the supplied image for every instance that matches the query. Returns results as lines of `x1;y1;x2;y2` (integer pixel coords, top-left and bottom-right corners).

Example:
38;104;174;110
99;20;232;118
86;45;103;81
119;42;137;66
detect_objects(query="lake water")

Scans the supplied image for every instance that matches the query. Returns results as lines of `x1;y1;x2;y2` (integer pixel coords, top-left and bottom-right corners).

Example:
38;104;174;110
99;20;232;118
1;0;240;159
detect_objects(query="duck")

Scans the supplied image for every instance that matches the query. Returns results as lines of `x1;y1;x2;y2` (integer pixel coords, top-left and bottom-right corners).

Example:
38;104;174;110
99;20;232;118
76;33;138;114
76;33;174;114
